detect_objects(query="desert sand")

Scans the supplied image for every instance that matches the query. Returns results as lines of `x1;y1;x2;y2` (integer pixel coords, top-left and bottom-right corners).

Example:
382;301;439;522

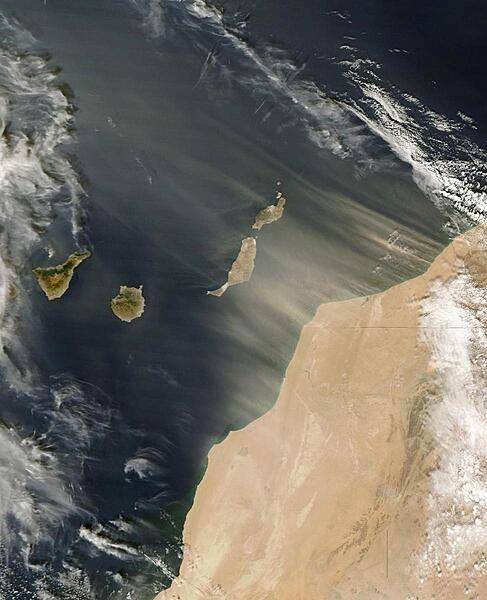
158;226;487;599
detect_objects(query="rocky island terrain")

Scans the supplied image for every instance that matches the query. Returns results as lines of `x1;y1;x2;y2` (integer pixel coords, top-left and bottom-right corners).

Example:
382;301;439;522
32;250;91;300
252;191;286;230
208;237;257;297
111;285;145;322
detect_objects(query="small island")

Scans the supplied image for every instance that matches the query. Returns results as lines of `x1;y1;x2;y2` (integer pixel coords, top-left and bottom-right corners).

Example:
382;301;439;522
111;285;145;322
32;250;91;300
252;191;286;230
207;237;257;297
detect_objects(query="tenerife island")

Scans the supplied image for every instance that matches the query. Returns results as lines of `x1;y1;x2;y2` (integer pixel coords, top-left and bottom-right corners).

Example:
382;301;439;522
32;250;91;300
156;225;487;600
111;285;146;322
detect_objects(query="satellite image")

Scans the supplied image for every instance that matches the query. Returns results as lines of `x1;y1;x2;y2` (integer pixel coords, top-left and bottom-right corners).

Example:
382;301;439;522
0;1;485;599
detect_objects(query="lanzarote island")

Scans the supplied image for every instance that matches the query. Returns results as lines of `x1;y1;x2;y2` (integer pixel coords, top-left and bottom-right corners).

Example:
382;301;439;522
252;190;286;230
110;285;145;322
32;250;91;300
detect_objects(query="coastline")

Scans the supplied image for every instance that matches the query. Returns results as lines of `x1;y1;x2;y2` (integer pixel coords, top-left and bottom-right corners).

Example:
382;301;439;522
155;225;487;599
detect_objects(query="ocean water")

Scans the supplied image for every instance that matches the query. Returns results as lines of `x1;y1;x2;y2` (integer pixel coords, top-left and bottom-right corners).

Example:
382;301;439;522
0;0;484;598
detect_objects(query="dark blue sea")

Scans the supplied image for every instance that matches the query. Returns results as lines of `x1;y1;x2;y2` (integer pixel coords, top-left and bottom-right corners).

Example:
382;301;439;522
0;0;484;597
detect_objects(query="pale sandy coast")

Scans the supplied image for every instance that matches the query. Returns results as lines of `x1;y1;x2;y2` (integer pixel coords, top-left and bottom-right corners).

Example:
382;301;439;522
157;226;487;599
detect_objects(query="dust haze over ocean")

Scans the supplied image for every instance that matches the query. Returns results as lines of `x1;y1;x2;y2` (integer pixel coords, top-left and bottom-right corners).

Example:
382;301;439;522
0;0;484;597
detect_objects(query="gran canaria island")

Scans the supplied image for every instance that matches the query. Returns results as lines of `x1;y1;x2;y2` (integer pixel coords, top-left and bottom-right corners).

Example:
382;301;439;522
32;250;91;300
111;285;145;322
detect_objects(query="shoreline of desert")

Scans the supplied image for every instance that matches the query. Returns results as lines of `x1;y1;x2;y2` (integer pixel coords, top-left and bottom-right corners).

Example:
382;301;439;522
156;225;487;600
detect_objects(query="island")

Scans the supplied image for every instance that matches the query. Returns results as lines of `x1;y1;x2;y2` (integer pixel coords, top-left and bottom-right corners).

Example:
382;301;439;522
155;225;487;600
207;237;257;297
110;285;145;322
252;190;286;230
32;250;91;300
